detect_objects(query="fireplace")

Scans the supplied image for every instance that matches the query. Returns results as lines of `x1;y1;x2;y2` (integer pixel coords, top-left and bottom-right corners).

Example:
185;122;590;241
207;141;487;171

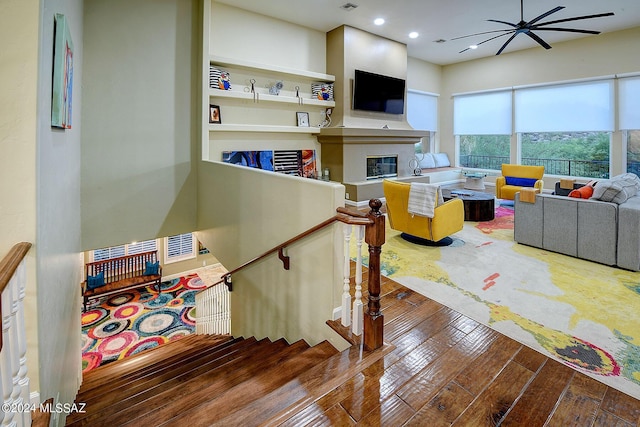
366;155;398;180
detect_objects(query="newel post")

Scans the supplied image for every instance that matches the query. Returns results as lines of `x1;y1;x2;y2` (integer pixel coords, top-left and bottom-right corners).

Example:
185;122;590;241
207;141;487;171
363;199;385;351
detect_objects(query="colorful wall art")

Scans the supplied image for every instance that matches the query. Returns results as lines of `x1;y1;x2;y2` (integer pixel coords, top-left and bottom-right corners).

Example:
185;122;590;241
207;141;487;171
52;13;74;129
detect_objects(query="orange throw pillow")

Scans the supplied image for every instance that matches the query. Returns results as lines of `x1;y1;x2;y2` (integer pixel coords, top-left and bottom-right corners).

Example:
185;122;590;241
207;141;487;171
568;186;594;199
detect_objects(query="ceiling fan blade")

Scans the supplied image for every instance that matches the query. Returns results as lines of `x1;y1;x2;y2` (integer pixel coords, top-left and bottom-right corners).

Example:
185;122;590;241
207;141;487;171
487;19;519;28
526;6;565;26
534;12;615;27
531;27;601;35
451;29;513;41
458;31;515;53
525;31;552;49
496;33;519;55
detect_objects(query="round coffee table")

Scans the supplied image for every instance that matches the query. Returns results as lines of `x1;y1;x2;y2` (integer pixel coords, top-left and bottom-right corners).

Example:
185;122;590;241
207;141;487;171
441;189;495;221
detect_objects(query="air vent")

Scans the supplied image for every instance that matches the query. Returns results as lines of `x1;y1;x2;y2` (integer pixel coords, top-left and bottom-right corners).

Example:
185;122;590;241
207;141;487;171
340;3;359;11
433;39;447;44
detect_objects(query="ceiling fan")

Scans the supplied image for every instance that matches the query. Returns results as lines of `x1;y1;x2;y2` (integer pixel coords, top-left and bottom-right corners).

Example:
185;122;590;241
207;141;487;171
454;0;614;55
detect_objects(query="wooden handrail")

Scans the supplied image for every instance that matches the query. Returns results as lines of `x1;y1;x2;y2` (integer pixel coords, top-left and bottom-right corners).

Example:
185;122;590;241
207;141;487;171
207;207;373;291
201;200;385;350
0;242;32;352
0;242;31;296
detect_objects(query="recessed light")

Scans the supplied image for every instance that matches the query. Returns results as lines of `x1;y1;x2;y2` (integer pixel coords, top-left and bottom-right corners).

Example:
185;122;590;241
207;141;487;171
409;32;419;39
469;44;478;50
374;18;385;26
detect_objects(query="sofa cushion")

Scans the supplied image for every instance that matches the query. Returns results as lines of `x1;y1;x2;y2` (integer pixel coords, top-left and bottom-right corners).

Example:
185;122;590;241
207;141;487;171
505;176;537;187
591;178;638;204
568;186;594;199
144;261;160;276
419;153;436;169
433;152;451;168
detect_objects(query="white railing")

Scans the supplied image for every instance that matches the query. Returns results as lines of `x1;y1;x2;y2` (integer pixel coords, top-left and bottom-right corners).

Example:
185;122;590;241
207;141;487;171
195;282;231;335
0;243;32;427
341;224;366;336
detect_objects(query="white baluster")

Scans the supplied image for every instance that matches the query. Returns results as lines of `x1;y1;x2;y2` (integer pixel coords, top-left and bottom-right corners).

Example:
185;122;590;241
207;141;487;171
341;224;352;327
351;225;365;335
9;273;24;418
1;279;16;427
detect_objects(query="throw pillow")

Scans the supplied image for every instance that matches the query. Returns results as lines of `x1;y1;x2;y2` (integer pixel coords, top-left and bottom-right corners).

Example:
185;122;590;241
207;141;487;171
144;261;160;276
505;176;537;187
433;153;451;168
591;179;636;204
86;272;105;290
419;153;436;169
568;185;594;199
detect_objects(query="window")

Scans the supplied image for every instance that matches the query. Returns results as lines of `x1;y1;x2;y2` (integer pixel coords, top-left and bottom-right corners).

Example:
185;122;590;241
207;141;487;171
407;89;437;154
515;80;614;178
627;131;640;174
454;90;512;170
92;240;157;262
165;233;196;263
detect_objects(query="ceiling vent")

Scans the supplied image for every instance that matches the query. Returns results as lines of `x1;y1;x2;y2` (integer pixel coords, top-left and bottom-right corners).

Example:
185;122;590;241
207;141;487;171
340;3;359;11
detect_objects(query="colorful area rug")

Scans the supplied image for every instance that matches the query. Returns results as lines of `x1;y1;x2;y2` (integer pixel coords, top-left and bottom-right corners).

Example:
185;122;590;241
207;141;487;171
81;273;206;372
359;206;640;400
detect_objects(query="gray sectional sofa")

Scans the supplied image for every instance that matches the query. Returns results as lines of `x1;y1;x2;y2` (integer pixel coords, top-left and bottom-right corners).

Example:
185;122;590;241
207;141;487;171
514;174;640;271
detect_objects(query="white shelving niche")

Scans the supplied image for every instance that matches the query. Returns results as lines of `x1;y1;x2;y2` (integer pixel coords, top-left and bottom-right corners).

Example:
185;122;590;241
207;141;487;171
208;55;335;136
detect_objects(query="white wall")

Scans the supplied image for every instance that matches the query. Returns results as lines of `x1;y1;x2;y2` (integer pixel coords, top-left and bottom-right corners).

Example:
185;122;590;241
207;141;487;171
81;0;200;251
197;161;348;351
36;1;85;421
0;0;39;394
438;27;640;177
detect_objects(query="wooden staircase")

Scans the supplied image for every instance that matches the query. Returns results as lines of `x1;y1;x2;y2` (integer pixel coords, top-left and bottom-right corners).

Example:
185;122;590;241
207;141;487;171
65;333;384;427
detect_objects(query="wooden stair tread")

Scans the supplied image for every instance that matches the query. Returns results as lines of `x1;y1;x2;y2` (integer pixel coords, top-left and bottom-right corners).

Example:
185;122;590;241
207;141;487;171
85;338;288;427
32;398;54;427
160;341;339;427
80;334;232;390
116;338;310;427
67;337;259;425
76;336;250;402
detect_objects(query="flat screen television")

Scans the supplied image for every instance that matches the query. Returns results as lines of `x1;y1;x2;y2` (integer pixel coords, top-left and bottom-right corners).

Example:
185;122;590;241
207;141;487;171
353;69;406;115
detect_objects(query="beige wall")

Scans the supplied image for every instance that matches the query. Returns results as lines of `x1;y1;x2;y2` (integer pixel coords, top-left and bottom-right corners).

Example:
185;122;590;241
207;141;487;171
81;0;200;251
438;27;640;179
0;0;40;395
327;25;410;129
197;161;348;351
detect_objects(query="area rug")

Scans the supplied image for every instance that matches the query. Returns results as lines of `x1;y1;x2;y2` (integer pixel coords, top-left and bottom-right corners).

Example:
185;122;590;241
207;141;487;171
357;206;640;400
81;273;206;372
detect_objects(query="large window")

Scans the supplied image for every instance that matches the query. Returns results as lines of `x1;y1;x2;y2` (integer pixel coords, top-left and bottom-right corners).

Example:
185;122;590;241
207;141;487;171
407;89;438;154
515;80;614;178
520;131;610;178
164;233;196;263
454;90;511;170
627;131;640;174
620;76;640;174
93;239;157;262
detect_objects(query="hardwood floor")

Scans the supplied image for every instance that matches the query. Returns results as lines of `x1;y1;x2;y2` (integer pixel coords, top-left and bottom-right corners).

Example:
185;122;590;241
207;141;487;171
319;265;640;426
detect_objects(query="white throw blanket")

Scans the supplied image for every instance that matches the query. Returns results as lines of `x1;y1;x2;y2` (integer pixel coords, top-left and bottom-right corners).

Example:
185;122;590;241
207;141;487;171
407;183;443;218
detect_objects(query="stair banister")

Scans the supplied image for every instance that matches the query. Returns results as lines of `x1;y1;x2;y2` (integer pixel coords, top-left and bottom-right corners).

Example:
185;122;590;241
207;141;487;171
0;242;32;427
197;199;386;351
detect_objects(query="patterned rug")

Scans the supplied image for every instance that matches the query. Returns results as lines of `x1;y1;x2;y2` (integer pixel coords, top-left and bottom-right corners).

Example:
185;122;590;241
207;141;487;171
81;273;206;372
357;206;640;400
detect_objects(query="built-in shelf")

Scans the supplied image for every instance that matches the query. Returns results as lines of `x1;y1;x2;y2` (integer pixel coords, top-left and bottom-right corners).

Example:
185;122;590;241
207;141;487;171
209;89;335;107
210;55;335;82
209;124;321;134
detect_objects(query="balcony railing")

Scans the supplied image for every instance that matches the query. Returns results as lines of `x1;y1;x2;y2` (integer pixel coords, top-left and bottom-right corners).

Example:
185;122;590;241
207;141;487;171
460;155;617;179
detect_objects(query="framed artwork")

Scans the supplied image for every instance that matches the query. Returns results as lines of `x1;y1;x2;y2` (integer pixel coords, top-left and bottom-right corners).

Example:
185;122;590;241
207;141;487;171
209;105;221;124
296;111;310;127
51;13;74;129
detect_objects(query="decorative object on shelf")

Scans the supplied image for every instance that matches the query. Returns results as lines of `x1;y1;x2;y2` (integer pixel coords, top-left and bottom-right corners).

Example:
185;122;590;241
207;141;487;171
319;107;332;128
312;82;333;101
52;13;73;129
209;105;221;124
250;79;256;93
210;66;231;90
322;167;330;181
269;80;284;95
296;111;310;127
408;157;422;176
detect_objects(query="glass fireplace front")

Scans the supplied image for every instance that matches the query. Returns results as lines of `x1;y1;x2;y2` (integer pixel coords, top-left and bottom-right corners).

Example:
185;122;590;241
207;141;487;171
366;155;398;180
